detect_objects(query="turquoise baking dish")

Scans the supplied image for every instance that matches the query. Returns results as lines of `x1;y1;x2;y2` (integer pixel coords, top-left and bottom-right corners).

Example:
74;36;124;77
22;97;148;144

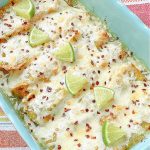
0;0;9;7
0;0;150;150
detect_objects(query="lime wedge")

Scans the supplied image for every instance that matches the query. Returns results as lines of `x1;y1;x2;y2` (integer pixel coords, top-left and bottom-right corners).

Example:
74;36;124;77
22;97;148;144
102;121;127;147
13;0;35;20
94;86;114;110
65;73;88;95
53;43;75;63
29;27;50;47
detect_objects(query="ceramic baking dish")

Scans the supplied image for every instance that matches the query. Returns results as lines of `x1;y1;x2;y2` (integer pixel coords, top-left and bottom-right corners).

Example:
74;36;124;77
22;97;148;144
0;0;149;149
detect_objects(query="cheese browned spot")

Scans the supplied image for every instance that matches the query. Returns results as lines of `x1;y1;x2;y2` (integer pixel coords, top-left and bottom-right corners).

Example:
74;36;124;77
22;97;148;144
0;59;29;72
119;49;128;60
69;29;81;43
95;31;110;49
131;64;146;81
11;83;29;98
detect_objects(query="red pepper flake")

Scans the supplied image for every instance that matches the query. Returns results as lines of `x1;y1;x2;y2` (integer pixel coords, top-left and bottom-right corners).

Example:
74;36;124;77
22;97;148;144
90;60;94;66
64;108;71;112
132;110;136;114
92;83;95;87
132;100;136;105
40;89;43;92
39;72;44;76
86;123;90;127
58;145;61;149
60;82;64;85
105;109;109;112
92;100;96;103
52;116;55;121
66;128;70;131
4;23;12;27
91;136;96;139
70;132;73;137
3;18;8;21
71;22;74;26
112;59;116;62
28;123;31;126
85;109;89;112
101;55;104;58
112;105;116;108
74;121;78;125
62;66;66;70
86;123;92;132
132;84;138;88
1;83;4;86
23;21;28;25
129;119;133;123
92;71;96;74
128;124;131;128
96;81;99;85
90;77;94;80
77;143;81;147
42;96;46;99
82;73;86;76
85;135;90;138
47;86;52;92
83;88;86;91
63;70;67;74
125;107;129;110
97;111;100;114
110;112;113;116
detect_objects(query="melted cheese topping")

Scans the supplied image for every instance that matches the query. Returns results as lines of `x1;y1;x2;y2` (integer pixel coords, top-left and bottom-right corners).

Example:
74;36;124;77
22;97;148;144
0;0;150;150
0;0;59;39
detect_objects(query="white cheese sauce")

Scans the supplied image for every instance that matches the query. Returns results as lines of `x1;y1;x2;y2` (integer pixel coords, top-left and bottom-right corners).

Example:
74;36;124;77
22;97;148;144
0;0;149;150
0;0;59;39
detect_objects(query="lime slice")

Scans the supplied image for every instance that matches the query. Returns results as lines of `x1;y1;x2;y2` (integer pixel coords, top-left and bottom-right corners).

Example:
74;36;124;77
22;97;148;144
102;121;127;147
13;0;35;20
65;73;88;95
53;43;75;63
94;86;114;110
29;27;50;47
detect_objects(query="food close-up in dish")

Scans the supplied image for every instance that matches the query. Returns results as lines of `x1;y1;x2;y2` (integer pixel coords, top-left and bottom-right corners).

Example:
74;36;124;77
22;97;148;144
0;0;150;150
